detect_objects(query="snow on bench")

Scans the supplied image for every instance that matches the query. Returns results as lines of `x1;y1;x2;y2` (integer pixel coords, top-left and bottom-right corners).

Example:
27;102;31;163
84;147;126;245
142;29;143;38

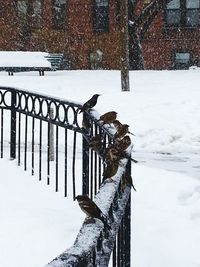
0;51;54;76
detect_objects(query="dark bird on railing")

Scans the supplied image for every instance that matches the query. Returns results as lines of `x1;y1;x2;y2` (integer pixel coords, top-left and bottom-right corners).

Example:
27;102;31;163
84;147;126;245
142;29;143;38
89;134;103;151
103;161;119;180
75;195;111;230
98;111;117;125
79;94;100;113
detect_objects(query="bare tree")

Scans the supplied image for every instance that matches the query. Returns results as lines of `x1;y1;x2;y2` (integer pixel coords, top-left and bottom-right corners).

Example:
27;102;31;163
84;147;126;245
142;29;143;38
128;0;171;70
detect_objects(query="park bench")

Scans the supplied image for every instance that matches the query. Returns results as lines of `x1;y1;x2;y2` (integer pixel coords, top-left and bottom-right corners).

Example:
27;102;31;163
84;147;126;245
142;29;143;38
0;51;64;76
44;53;64;71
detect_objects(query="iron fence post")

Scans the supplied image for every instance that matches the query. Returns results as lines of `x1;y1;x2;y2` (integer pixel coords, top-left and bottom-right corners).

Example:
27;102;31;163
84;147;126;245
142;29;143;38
82;112;90;195
124;160;131;267
10;90;16;159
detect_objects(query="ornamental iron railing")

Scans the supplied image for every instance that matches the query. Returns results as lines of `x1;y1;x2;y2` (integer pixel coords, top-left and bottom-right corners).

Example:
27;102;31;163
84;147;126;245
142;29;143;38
0;86;132;267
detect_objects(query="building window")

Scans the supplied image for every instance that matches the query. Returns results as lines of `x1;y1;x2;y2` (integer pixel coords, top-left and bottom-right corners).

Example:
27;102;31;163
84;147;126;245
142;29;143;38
166;0;181;26
17;0;42;28
165;0;200;27
186;0;200;27
173;52;191;69
52;0;67;29
92;0;109;33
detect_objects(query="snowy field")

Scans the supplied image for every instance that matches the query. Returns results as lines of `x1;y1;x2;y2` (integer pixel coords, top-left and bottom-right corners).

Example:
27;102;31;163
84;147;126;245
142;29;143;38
0;69;200;266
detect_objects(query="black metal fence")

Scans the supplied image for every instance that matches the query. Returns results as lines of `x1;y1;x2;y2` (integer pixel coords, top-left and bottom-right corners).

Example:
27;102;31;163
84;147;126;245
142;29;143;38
0;86;132;267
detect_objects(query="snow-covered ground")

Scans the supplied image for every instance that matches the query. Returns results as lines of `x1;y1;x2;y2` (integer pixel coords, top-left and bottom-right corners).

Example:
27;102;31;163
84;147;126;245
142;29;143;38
0;70;200;266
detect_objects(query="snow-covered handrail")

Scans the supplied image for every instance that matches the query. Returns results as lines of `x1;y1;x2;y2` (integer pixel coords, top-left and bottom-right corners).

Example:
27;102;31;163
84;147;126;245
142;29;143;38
46;110;132;266
46;161;131;267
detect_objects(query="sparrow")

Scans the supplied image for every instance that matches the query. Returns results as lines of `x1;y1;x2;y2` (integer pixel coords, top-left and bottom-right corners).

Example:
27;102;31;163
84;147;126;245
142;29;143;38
103;161;119;180
79;94;100;113
104;144;121;164
104;142;137;164
98;111;117;125
89;135;103;151
75;195;110;229
113;119;123;131
115;135;132;151
82;117;92;130
122;174;137;191
114;123;134;139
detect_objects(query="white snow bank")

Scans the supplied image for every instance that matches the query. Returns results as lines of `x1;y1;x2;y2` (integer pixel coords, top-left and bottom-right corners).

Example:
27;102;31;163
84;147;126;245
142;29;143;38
0;158;84;267
132;164;200;267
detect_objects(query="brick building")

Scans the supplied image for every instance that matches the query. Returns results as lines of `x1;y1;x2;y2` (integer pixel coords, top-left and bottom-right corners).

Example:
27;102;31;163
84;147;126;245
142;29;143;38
0;0;199;70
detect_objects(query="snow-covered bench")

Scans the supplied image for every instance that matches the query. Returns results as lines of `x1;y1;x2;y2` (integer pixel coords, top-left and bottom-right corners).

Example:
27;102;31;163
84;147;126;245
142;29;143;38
0;51;56;76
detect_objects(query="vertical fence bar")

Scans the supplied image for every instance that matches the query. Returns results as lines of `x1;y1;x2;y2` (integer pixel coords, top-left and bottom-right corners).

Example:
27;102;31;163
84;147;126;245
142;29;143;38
82;112;89;195
18;112;21;165
47;122;50;185
1;109;3;158
39;119;42;181
55;125;59;192
32;117;35;175
49;108;54;161
124;195;131;267
121;217;125;267
98;156;102;188
64;128;68;197
24;115;28;171
90;124;94;200
94;124;98;195
124;160;131;267
113;241;117;267
10;91;16;159
94;152;97;195
117;229;121;267
90;149;93;200
72;131;77;200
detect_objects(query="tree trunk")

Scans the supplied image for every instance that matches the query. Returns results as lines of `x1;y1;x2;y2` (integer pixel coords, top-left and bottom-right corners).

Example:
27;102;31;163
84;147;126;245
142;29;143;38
120;0;130;91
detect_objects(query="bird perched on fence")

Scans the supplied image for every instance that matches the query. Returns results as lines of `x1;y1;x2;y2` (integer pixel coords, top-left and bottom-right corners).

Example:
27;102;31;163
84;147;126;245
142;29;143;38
103;161;119;180
113;122;134;140
104;138;137;165
75;195;111;230
98;111;117;126
115;135;132;151
89;134;104;151
79;94;100;113
121;174;137;191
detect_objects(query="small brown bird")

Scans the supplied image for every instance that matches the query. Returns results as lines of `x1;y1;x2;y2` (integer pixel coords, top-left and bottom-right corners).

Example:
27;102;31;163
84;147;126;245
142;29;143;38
82;117;92;130
114;123;134;139
122;174;137;191
115;135;132;151
104;144;120;164
104;143;137;165
75;195;110;229
113;120;123;131
79;94;100;113
89;135;103;151
98;111;117;125
103;161;119;180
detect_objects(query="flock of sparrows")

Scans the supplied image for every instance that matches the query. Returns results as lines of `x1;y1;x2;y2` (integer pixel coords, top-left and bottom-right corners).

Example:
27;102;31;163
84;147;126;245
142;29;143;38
76;94;137;230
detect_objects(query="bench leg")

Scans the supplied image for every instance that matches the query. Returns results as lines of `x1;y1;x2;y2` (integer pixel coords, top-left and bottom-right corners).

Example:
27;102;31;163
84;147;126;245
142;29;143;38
39;70;44;76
